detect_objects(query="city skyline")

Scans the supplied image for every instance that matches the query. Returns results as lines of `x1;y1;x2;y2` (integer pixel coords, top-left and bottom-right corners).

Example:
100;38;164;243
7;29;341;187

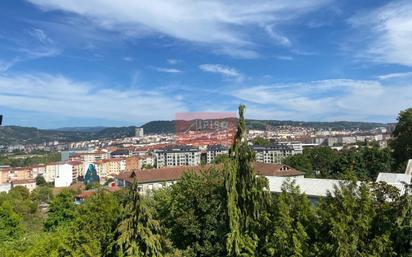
1;0;412;128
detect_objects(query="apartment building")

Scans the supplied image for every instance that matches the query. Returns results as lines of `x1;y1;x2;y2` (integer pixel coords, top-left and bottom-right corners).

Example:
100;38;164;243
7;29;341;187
126;156;141;171
155;145;201;168
205;144;229;163
31;164;46;178
253;144;296;164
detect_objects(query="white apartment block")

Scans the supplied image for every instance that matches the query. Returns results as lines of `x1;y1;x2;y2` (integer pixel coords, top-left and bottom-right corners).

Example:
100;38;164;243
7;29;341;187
45;162;74;186
155;146;201;168
206;145;229;163
54;163;73;187
253;144;296;164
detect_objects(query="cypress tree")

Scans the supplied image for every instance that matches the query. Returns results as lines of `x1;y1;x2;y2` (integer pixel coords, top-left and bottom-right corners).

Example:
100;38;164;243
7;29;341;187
225;104;268;257
116;172;166;257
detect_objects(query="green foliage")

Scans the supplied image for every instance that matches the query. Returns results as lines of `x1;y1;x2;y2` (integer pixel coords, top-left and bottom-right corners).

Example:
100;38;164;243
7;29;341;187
0;152;61;167
35;175;47;186
212;154;229;164
225;105;268;257
141;164;154;170
65;190;123;257
153;169;227;256
252;136;271;147
116;174;168;257
44;189;76;231
0;201;23;241
284;146;393;180
391;108;412;171
264;181;317;257
283;154;313;176
31;186;53;203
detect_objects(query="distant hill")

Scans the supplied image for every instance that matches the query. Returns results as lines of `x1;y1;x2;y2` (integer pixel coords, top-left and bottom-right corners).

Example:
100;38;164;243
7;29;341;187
0;120;388;146
140;120;387;133
55;127;107;132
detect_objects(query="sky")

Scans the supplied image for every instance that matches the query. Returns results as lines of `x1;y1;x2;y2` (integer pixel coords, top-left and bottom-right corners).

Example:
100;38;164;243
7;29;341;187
0;0;412;128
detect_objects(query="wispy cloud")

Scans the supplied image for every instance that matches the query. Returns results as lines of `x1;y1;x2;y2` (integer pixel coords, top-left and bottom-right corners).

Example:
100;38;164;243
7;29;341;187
264;25;291;47
26;0;331;57
377;71;412;80
230;79;412;121
0;58;20;73
349;0;412;66
199;64;243;81
152;67;182;73
0;73;186;122
0;28;60;71
167;59;181;65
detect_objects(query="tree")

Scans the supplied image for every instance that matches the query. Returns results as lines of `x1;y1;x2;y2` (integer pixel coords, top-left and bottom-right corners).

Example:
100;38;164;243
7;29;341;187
35;175;47;186
31;186;53;203
66;189;123;257
44;189;76;231
283;154;313;176
213;154;229;164
264;181;317;257
153;169;227;256
252;136;271;147
116;172;167;257
391;108;412;171
225;105;268;257
0;201;23;241
315;182;400;256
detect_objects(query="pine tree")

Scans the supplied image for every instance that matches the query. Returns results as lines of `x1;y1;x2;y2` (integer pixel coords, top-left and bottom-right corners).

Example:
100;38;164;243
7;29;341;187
225;104;268;257
116;172;166;257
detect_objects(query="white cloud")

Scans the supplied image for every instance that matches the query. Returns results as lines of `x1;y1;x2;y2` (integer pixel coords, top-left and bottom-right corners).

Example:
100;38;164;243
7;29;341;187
264;25;291;47
152;67;182;73
199;64;243;80
0;58;20;73
27;28;53;44
26;0;331;57
230;79;412;121
0;28;60;72
377;71;412;80
349;0;412;66
0;73;186;122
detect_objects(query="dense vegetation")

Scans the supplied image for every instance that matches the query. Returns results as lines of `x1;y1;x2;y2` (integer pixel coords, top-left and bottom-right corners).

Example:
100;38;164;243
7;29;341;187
283;146;393;180
0;106;410;256
0;152;61;167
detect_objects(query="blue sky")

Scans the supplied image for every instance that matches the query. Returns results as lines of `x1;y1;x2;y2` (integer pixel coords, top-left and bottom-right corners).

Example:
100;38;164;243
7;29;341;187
0;0;411;128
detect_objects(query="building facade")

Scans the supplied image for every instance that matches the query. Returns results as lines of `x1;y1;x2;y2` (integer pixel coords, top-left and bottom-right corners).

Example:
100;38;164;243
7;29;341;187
155;145;201;168
253;144;296;164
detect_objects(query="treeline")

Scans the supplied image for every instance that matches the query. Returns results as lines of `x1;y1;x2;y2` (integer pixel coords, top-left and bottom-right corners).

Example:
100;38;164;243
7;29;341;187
283;146;393;180
0;152;61;167
0;168;410;256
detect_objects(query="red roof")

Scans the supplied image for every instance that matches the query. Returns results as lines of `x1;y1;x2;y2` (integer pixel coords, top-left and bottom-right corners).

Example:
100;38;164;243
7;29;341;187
115;163;304;184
